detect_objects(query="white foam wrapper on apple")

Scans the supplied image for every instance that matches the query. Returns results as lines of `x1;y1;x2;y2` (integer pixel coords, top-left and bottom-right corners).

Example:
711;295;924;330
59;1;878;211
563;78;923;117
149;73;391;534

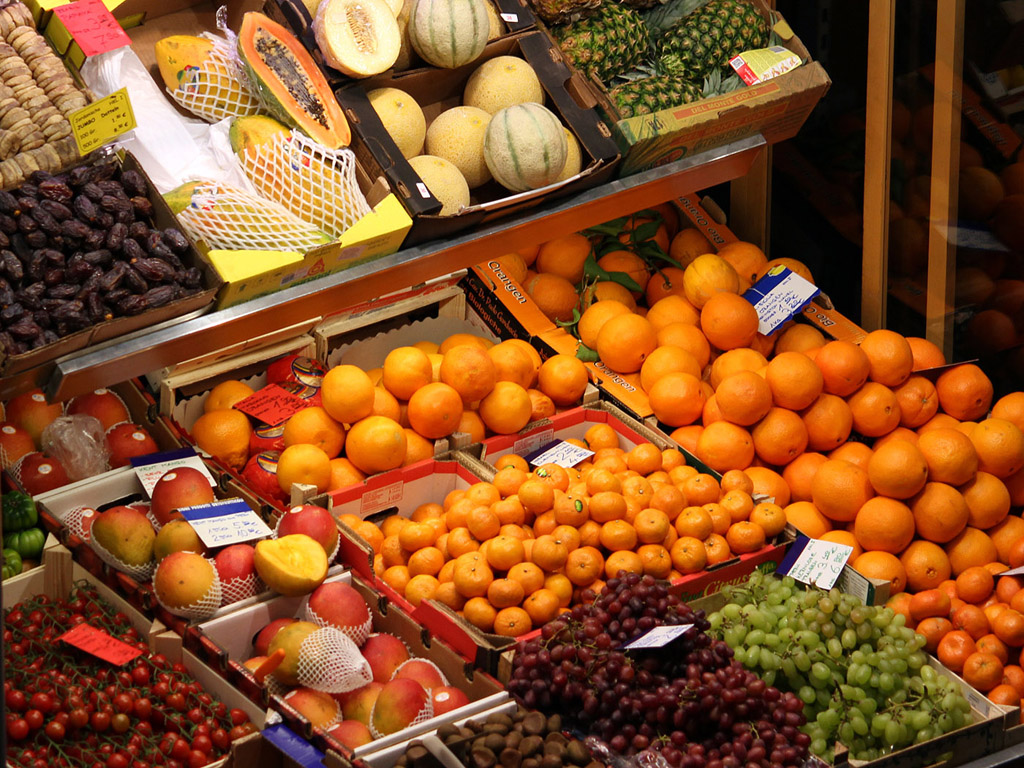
152;559;223;621
167;12;262;123
220;573;265;607
368;689;434;739
304;599;372;646
63;506;98;542
391;658;448;685
237;130;371;239
274;512;341;565
89;534;156;582
295;627;373;693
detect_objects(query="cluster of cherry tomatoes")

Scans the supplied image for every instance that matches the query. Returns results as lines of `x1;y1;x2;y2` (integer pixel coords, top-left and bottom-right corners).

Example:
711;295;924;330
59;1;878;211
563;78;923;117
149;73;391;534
4;584;257;768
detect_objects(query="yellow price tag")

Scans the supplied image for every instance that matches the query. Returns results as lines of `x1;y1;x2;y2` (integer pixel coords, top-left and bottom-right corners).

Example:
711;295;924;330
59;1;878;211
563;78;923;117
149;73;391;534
69;87;136;156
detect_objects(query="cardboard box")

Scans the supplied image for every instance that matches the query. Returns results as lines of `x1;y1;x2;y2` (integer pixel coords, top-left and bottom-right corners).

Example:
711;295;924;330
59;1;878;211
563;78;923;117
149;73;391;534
565;0;830;176
460;262;558;343
187;569;509;758
333;30;620;245
0;152;222;377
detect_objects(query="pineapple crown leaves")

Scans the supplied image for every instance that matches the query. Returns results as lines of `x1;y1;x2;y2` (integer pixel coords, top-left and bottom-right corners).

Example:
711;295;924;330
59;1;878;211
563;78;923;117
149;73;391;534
643;0;708;34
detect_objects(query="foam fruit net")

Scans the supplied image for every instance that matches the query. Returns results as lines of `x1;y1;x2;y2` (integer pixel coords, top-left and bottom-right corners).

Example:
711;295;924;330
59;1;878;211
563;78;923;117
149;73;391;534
391;657;448;685
369;688;434;739
295;627;373;693
89;534;156;583
305;600;372;646
62;506;97;541
152;560;222;621
237;131;371;239
220;574;264;607
168;25;262;123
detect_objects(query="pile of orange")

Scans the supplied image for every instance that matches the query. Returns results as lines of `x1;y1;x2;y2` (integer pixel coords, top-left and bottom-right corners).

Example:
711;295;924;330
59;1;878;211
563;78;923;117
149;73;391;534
344;424;784;638
192;333;590;497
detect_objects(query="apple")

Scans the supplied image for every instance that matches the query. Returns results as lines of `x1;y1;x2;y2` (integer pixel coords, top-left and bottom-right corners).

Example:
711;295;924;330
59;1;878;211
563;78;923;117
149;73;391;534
106;423;159;468
277;505;339;557
253;617;297;657
67;389;130;431
151;467;215;526
214;544;257;582
307;581;370;639
17;452;69;495
430;685;470;716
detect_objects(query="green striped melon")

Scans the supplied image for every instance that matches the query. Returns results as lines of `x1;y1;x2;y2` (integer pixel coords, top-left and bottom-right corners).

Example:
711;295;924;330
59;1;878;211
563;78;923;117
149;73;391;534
408;0;490;69
483;103;568;192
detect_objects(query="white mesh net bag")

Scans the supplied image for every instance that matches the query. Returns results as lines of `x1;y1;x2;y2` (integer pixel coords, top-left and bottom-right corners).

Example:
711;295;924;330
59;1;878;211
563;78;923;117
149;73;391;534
275;511;341;565
167;11;262;123
174;180;335;252
220;573;265;607
295;627;373;693
368;685;434;739
63;506;99;542
305;597;371;646
152;557;223;621
391;658;448;686
237;131;372;239
89;534;156;583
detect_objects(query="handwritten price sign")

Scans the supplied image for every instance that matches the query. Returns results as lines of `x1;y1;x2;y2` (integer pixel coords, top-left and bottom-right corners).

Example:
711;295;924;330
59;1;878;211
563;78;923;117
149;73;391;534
69;88;136;156
622;624;694;650
524;440;594;469
52;0;132;57
59;623;143;665
778;535;853;590
743;267;820;336
180;499;272;548
234;384;309;426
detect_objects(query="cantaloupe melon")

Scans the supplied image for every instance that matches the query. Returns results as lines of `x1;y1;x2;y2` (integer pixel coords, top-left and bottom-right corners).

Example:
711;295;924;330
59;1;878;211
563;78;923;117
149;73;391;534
463;56;544;114
314;0;401;78
409;155;470;215
367;88;426;159
408;0;490;68
555;128;582;182
483;103;567;192
425;106;492;188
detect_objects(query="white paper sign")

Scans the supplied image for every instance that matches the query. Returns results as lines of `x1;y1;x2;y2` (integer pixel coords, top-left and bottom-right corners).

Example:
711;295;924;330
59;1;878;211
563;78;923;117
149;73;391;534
179;499;272;548
743;267;820;336
622;624;694;649
785;538;853;590
131;448;218;497
526;440;595;469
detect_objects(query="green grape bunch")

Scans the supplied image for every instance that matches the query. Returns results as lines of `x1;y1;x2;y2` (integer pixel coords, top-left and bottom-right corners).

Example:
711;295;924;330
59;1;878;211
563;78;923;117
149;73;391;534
707;571;974;763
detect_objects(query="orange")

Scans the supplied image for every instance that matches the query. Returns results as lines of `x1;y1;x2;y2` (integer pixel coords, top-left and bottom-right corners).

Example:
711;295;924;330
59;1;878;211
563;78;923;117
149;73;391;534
751;407;808;466
703;533;732;565
276;443;331;493
682;253;740;308
535;233;591;283
874;426;921;449
530;534;569;572
490;252;528;283
645;267;690;305
405;382;463;440
901;540;952;591
669;425;702;455
952;604;991;640
893;375;939;429
605;550;644;579
699;292;758;351
382;346;434;400
322;365;375;424
957;566;996;603
382;565;411;594
811;459;874;522
399;521;438;551
599;519;638;551
675;506;714;539
669;227;712;268
577;300;631;350
681;473;721;506
434;581;466;611
987;683;1021;706
466;506;501;541
370;387;402;422
695;421;754;473
750;502;787;537
462;597;497;631
993;609;1024;647
937;629;978;673
646;295;700;331
634;508;671;544
990;516;1024;563
500;339;542;383
192;409;251;469
719;490;754;523
525;273;580;323
719;468;753;494
486;534;526;571
493;606;533;637
935;364;994;422
801;393;853;452
993;392;1024;433
478;381;533;435
670;536;708;574
709;348;768;389
859;329;914;387
626;443;662;474
815;340;871;397
495;453;528;473
852;551;907;593
597;251;651;296
640;346;701;394
998;575;1024;603
649;372;705;428
716;241;767;291
408;547;444;578
962;472;1011;529
917;616;954;653
564;546;604;586
656;323;712;370
492;466;528;499
523;389;555;423
446;528;479;558
596;313;658;374
702;395;723;425
782;452;828;502
440;345;496;403
784;501;832;538
964;652;1005;692
765;352;824;411
1009;470;1024;507
919;413;964;433
522;588;561;624
582;280;637;311
636;544;673;578
775;324;826;355
487;578;526;608
452;553;494;598
725;521;765;553
533;463;569;491
909;589;952;622
204;380;254;412
910;481;969;543
918;427;979;485
352;521;384;555
867;438;929;499
537;354;589;407
758;257;814;284
745;466;791;507
715;371;772;426
403;428;435;466
506;561;545;595
946;527;999;576
828;440;874;471
853;497;915;553
345;416;407;474
906;336;947;371
847;382;901;437
971;418;1024;478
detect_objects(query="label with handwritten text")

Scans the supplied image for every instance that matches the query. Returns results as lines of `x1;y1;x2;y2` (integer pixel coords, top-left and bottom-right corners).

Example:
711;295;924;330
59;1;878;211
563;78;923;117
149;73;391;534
743;267;820;336
622;624;694;649
53;0;132;57
524;440;594;469
70;88;136;156
59;623;143;665
779;535;853;590
131;447;218;496
179;499;272;548
234;384;309;426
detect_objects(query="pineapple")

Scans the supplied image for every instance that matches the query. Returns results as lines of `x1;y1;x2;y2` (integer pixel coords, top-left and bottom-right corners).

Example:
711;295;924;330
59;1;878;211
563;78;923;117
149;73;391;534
553;3;652;83
531;0;602;24
657;0;769;81
608;75;702;118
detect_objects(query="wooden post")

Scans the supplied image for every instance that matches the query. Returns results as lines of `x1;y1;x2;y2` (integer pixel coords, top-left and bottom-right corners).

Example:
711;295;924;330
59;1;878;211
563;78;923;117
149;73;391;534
729;148;772;251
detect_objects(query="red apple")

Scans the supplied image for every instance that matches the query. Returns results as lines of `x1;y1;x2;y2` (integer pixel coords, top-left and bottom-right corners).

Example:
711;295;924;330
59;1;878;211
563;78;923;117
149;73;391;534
151;466;215;526
430;685;470;716
360;633;409;683
0;422;36;468
241;451;287;503
394;659;445;690
67;389;130;431
6;389;62;447
327;719;373;750
253;617;297;657
277;505;339;557
249;422;285;455
17;452;69;495
307;581;370;639
106;423;159;468
214;544;257;582
267;355;326;388
332;681;383;725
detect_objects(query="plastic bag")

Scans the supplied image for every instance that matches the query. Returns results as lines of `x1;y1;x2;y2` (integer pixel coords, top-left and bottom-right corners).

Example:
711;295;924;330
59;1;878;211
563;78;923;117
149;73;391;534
41;415;110;481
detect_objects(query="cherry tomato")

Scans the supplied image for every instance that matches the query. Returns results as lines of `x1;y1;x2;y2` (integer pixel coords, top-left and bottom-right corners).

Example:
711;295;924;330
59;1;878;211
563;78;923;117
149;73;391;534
191;735;213;755
150;654;168;669
29;693;52;713
117;672;133;688
210;728;229;751
33;758;48;768
9;718;29;740
196;693;212;707
67;694;86;710
106;753;129;768
45;721;66;741
54;711;70;727
213;702;227;719
171;738;191;761
188;750;208;768
152;682;170;698
69;709;89;729
172;663;188;674
131;666;150;686
25;709;44;730
229;709;248;726
6;689;26;711
186;708;203;725
165;693;186;712
228;723;257;741
111;714;130;734
131;697;152;720
113;694;133;714
91;712;111;732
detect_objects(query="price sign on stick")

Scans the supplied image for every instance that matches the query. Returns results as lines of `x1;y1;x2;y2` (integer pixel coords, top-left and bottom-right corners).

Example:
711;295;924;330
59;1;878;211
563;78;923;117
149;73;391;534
59;623;143;665
69;88;136;156
180;499;272;548
777;535;853;590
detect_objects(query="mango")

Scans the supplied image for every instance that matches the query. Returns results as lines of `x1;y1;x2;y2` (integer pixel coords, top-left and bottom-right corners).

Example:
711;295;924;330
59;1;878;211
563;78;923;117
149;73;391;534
91;505;155;566
153;518;206;561
254;534;328;596
268;620;320;685
154;35;215;93
153;551;217;611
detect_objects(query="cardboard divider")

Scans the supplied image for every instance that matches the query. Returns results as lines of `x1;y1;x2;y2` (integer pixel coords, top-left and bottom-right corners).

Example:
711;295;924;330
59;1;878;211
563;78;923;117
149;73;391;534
186;568;509;759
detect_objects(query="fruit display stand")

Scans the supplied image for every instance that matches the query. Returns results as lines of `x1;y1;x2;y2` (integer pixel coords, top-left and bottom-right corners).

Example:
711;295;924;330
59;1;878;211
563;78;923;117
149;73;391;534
186;568;510;759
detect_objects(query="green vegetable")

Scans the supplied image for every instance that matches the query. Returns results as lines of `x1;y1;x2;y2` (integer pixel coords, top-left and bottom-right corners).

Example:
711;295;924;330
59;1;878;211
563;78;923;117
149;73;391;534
2;491;37;531
2;548;22;579
3;528;44;560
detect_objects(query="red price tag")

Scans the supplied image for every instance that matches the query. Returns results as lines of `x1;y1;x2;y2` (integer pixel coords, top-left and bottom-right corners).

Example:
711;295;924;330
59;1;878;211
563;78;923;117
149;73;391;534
59;623;143;666
53;0;132;57
233;384;308;426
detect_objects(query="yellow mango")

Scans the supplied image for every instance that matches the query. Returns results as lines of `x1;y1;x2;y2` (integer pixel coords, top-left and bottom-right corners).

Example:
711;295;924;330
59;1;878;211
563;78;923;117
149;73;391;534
254;534;328;596
154;35;215;93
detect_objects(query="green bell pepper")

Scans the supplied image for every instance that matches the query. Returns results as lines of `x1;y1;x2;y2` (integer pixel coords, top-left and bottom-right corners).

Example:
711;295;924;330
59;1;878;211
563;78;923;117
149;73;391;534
2;548;22;579
3;528;44;559
2;491;37;531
